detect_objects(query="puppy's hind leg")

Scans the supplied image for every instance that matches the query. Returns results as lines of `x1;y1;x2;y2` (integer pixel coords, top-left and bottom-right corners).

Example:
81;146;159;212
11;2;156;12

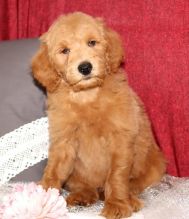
130;149;166;195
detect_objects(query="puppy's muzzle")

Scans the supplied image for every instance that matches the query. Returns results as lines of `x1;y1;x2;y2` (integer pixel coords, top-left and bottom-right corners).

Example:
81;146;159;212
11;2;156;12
78;61;93;76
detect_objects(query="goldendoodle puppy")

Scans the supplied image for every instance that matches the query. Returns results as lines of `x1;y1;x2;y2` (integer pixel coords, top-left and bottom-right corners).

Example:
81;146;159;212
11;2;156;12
32;12;166;219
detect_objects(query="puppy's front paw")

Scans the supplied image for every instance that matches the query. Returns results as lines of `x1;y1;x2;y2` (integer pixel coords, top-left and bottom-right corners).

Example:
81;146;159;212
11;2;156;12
38;179;61;191
66;190;98;207
101;201;133;219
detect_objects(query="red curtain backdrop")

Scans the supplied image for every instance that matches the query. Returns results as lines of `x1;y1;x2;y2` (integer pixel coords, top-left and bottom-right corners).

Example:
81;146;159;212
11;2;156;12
0;0;189;177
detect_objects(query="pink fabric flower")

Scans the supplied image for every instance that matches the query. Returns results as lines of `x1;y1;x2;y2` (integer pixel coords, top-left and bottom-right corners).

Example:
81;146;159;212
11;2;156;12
0;183;69;219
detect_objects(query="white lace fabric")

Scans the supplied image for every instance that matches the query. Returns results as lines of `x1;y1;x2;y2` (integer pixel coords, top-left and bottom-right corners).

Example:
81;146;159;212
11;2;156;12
0;117;49;185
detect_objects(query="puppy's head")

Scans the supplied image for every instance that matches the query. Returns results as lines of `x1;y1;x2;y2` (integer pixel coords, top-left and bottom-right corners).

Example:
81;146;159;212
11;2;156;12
32;12;124;92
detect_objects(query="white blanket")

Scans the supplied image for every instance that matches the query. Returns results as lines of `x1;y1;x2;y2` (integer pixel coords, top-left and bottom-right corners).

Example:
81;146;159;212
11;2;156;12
0;118;189;218
0;175;189;219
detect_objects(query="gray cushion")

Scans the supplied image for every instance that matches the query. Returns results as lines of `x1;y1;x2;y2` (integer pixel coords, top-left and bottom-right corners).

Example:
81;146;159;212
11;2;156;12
0;39;47;182
0;39;46;136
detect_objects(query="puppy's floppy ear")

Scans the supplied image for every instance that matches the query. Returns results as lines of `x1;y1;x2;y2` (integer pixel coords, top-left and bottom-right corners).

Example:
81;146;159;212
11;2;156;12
95;17;125;74
105;27;124;73
31;35;61;93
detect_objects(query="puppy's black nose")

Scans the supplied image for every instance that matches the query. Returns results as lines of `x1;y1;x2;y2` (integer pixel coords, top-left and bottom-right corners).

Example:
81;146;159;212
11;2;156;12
78;61;93;75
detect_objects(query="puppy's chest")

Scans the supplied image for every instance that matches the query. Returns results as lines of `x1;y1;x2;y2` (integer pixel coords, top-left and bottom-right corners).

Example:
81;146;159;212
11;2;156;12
75;113;112;150
72;110;113;167
75;123;111;181
74;106;115;140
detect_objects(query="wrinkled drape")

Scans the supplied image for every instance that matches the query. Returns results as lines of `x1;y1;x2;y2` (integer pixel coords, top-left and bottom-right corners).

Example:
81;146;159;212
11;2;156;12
0;0;189;177
0;0;65;40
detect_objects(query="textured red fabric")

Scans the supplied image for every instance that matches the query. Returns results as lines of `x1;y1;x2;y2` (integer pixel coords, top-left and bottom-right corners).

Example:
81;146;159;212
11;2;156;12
0;0;189;176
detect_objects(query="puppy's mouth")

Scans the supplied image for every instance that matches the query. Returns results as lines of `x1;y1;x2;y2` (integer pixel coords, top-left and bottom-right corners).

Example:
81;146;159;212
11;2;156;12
83;75;93;80
71;76;104;92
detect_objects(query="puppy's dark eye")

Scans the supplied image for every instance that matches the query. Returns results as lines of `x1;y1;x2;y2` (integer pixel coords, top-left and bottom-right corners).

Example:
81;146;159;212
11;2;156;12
88;40;96;47
61;48;70;54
